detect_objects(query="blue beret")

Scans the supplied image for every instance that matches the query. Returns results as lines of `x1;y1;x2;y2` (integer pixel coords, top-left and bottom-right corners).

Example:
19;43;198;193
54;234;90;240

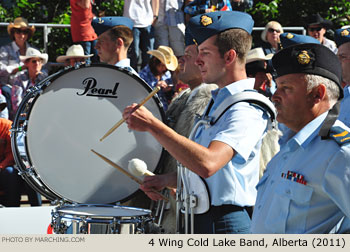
188;11;254;45
184;28;195;47
272;43;343;99
91;17;134;36
334;28;350;47
280;33;320;49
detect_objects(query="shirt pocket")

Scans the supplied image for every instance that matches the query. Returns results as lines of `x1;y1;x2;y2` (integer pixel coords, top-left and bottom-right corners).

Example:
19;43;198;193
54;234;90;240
264;179;313;233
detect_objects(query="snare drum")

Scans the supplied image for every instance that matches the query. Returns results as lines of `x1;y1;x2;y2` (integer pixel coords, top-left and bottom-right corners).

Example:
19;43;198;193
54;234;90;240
10;64;165;233
51;204;152;234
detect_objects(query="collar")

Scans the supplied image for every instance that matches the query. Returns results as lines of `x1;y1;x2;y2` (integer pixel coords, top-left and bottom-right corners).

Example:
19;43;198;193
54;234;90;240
209;78;255;114
11;41;30;53
11;41;20;52
287;112;328;151
115;58;131;67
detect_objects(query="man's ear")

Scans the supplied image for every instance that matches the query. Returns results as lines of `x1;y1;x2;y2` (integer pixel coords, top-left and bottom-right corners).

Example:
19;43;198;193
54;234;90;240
116;37;124;47
312;84;327;103
224;49;236;65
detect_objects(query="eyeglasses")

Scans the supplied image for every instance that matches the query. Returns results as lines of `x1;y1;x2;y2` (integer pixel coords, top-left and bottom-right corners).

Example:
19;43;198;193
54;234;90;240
268;28;281;33
14;29;30;35
308;27;323;32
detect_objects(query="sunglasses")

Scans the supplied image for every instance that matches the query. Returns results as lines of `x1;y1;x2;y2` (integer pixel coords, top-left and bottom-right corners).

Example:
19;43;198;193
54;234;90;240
267;28;281;33
308;27;323;32
14;29;30;35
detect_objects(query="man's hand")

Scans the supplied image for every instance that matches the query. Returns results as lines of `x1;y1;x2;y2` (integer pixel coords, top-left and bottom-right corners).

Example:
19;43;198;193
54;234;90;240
123;103;156;132
140;173;177;201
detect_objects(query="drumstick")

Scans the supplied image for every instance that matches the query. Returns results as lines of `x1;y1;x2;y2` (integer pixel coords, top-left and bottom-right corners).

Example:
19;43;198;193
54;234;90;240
91;149;169;202
99;86;161;142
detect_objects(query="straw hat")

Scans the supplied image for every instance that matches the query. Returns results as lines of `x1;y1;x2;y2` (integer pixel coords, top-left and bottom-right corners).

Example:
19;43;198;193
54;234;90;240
246;47;273;64
7;17;35;38
147;46;178;71
19;47;48;64
261;21;283;42
56;45;93;63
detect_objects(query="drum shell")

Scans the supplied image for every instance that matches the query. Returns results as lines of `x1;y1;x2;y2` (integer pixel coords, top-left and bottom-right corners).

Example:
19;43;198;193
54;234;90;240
10;64;166;204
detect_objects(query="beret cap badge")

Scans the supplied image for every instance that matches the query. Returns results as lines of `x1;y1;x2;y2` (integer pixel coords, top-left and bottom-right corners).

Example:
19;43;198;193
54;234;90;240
297;50;311;65
97;18;104;24
286;33;294;39
200;15;213;27
341;29;350;37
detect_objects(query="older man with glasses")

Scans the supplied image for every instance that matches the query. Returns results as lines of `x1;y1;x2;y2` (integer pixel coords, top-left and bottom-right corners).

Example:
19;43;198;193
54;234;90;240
10;47;48;120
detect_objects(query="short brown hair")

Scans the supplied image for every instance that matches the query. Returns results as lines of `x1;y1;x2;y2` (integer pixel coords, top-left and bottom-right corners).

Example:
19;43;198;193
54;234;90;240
215;29;252;64
107;25;133;49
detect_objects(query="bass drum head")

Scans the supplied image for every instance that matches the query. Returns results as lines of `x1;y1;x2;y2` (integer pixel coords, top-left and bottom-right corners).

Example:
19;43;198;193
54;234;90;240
25;64;165;204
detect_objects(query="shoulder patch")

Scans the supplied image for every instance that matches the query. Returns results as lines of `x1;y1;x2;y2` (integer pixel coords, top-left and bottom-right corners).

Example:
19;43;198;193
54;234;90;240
329;126;350;146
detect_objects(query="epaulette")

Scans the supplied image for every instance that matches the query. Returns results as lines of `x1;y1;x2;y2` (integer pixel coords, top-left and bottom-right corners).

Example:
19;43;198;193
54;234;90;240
328;126;350;146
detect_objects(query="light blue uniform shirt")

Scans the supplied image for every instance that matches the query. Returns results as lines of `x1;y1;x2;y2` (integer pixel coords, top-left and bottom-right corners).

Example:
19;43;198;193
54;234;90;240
251;113;350;233
339;85;350;127
194;78;268;207
115;58;139;77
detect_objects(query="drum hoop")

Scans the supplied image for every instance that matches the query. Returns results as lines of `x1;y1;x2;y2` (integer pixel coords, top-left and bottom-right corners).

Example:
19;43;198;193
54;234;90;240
11;63;167;204
54;204;152;221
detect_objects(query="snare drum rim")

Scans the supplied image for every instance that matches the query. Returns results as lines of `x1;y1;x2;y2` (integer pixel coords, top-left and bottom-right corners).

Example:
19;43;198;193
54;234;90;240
11;63;167;205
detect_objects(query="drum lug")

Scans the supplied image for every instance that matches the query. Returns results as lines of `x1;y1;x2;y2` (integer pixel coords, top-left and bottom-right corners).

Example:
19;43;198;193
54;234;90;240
9;127;24;133
51;211;68;234
27;85;44;95
79;218;88;234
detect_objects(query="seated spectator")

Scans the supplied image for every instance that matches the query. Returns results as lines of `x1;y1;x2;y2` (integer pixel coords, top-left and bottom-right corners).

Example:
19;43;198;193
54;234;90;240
10;47;48;120
245;47;274;97
0;117;41;207
139;46;178;111
259;21;283;55
56;44;93;67
306;13;337;53
257;21;283;78
0;17;36;117
0;117;16;207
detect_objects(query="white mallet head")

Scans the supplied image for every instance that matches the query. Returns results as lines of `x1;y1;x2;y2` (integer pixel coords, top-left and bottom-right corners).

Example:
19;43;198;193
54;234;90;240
128;158;154;176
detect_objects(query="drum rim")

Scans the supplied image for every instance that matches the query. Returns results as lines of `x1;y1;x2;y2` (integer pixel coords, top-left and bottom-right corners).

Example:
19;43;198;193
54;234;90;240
55;203;152;215
11;63;167;205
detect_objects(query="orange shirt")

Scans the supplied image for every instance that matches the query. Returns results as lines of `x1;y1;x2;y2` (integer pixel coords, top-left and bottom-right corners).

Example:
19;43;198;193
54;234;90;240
0;118;14;169
70;0;98;42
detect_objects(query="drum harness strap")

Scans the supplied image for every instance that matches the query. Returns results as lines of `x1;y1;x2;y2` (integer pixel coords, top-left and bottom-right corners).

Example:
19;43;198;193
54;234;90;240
176;89;277;234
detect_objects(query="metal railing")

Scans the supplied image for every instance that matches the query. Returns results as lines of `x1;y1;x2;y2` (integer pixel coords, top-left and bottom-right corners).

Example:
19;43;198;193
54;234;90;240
0;22;306;53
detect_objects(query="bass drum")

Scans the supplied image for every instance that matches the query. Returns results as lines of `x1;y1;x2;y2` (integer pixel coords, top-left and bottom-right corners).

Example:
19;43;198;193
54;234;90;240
11;64;165;204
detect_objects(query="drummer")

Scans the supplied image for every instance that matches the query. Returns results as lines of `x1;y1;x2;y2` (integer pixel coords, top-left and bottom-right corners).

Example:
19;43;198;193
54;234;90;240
56;44;93;67
123;11;270;234
91;16;138;75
